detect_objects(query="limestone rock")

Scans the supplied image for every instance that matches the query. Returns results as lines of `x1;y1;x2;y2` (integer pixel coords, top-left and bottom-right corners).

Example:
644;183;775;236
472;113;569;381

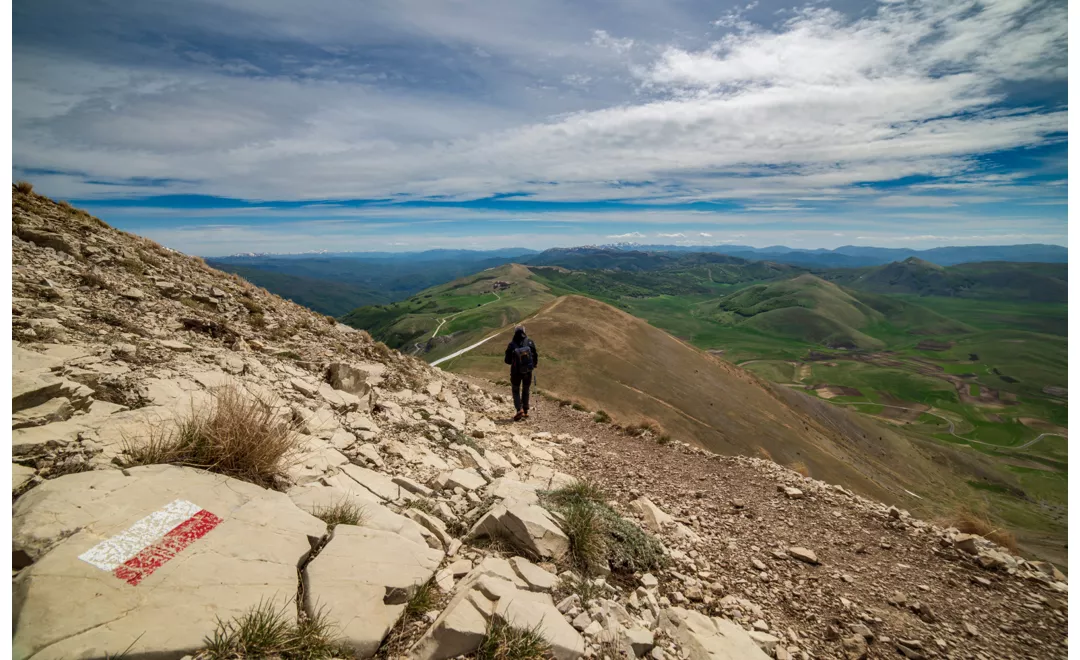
326;362;374;399
632;497;674;533
305;525;443;657
12;465;325;660
469;502;569;560
787;547;819;565
658;607;770;660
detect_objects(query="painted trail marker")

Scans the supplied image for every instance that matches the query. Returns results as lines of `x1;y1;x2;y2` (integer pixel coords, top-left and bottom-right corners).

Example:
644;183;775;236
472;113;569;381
78;499;222;585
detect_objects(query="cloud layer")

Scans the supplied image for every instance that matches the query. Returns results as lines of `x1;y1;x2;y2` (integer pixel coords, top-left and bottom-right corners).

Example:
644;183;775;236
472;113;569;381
13;0;1067;253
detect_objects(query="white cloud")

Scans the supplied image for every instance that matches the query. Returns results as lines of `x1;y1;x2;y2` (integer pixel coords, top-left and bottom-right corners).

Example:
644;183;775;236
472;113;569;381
657;232;685;238
10;0;1068;232
591;30;635;54
699;232;712;237
607;231;647;238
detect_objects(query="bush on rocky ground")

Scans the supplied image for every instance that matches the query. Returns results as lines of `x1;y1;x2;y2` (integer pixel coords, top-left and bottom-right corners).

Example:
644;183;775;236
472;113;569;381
542;480;665;575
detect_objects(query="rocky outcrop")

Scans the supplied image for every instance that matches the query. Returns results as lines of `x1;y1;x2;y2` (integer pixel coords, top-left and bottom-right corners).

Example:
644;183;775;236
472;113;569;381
13;466;325;659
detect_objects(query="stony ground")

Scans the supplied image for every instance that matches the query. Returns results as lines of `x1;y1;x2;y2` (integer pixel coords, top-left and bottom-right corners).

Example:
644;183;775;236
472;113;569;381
9;186;1068;660
489;392;1069;659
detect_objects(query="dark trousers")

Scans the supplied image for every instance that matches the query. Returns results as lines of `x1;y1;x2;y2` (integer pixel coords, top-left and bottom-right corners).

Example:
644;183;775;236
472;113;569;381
511;371;532;412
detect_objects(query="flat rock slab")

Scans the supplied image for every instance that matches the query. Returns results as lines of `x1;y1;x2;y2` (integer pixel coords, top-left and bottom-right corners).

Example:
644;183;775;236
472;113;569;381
12;465;325;660
659;607;770;660
288;483;432;549
305;526;443;657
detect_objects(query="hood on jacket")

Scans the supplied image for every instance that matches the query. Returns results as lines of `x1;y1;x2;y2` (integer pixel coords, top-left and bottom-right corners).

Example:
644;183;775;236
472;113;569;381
512;326;527;342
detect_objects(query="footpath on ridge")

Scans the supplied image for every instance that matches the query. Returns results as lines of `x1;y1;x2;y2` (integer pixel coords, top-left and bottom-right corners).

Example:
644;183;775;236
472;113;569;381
9;186;1068;660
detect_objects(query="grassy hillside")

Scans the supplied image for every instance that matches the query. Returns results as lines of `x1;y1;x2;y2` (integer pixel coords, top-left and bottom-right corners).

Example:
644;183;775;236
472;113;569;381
824;257;1067;303
706;274;972;350
341;264;555;356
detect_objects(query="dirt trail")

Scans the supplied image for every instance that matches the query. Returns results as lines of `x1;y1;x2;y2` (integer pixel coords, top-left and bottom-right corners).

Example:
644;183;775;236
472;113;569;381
833;401;1066;451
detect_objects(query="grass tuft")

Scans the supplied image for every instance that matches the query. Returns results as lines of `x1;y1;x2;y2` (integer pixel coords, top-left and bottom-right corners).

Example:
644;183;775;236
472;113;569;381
592;410;611;424
202;598;347;659
944;505;1019;554
789;461;810;478
15;181;33;194
656;434;673;445
310;500;365;529
476;618;552;660
540;480;665;575
122;383;300;489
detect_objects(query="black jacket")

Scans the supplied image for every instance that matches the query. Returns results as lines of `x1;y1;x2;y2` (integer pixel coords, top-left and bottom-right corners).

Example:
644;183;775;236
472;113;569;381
504;330;538;375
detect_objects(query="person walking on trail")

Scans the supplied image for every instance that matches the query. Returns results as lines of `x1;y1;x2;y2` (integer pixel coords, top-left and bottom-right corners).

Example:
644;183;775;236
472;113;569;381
504;325;538;421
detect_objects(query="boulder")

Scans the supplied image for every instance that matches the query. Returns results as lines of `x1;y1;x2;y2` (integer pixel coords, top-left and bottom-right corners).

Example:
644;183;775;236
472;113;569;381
305;525;443;657
15;227;76;255
787;547;819;565
486;477;540;506
12;465;325;660
632;497;674;533
326;362;374;399
510;556;559;591
12;397;74;429
410;570;584;660
658;607;770;660
470;502;569;560
438;468;487;492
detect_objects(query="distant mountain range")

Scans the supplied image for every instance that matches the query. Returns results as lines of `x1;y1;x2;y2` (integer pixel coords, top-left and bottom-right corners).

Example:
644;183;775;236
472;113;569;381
210;243;1066;315
589;243;1067;267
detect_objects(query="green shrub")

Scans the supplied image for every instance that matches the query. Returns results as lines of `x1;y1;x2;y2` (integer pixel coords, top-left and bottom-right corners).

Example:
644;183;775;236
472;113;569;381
593;410;611;424
476;619;551;660
541;480;665;575
202;599;346;659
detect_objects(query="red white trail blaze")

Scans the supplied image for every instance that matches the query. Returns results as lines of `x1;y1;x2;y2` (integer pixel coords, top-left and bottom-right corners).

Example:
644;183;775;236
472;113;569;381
78;499;222;585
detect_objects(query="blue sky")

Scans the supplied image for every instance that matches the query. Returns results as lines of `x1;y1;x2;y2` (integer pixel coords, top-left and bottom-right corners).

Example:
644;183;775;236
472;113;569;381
13;0;1067;256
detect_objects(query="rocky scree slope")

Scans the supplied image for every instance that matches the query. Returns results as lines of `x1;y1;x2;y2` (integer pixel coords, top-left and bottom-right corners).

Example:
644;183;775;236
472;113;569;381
8;186;1068;660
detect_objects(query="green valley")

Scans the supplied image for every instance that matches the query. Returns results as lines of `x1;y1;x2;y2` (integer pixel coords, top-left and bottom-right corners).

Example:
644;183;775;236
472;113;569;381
339;251;1067;563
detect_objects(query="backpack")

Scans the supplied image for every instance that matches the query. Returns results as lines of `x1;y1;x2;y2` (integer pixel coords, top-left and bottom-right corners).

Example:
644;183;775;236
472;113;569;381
512;342;534;373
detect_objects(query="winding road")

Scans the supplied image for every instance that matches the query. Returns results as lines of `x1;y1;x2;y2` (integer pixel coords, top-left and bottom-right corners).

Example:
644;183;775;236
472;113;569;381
831;401;1066;451
431;291;501;339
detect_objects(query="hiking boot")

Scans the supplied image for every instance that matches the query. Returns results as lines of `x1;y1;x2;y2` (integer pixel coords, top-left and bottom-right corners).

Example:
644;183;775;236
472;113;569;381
513;411;524;421
522;411;529;420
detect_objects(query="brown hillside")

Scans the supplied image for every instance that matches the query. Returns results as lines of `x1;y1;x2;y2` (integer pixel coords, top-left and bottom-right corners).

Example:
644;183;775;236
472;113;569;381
446;295;1018;521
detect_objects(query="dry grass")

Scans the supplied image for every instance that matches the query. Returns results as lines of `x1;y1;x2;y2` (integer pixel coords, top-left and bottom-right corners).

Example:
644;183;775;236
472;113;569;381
592;410;611;424
79;270;111;290
790;461;810;478
15;181;33;194
944;505;1019;554
118;257;146;276
122;384;300;489
310;501;366;529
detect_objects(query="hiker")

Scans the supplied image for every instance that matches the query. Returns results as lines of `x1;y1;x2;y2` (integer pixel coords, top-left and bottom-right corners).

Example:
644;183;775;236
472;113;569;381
504;325;538;421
